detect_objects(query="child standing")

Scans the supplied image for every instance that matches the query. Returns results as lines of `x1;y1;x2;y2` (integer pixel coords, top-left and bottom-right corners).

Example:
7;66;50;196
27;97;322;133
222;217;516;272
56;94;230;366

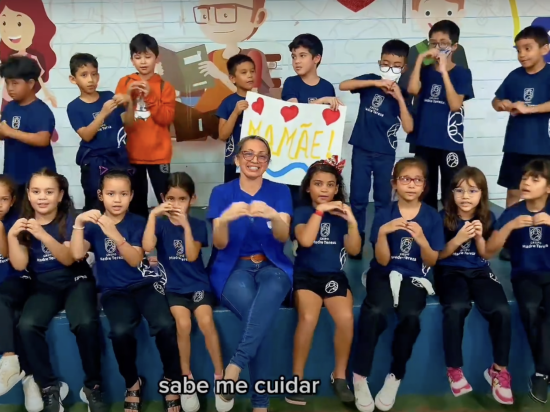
216;55;255;183
340;39;414;258
436;167;512;404
353;158;444;412
142;172;226;412
0;176;42;412
286;159;360;406
486;159;550;404
115;33;176;218
0;56;56;204
67;53;129;211
407;20;474;209
492;26;550;261
70;169;182;412
7;170;105;412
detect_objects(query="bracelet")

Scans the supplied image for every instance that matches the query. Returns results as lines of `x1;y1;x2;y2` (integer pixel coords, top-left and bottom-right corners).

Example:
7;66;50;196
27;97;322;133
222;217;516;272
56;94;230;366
314;210;324;217
116;238;127;248
73;225;84;230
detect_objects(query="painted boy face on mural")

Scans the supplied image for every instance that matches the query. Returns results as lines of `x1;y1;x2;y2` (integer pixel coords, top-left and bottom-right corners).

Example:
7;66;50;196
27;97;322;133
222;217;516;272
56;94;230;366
0;6;36;51
194;0;267;44
411;0;465;32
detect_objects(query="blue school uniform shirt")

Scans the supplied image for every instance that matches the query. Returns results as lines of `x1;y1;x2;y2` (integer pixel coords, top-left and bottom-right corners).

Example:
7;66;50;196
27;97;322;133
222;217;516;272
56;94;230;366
207;179;294;298
0;211;26;283
84;213;159;291
292;205;348;274
495;65;550;155
438;210;496;269
281;75;336;103
28;216;75;274
155;216;211;294
348;73;408;155
415;65;474;152
66;91;128;165
216;93;245;165
2;99;56;185
494;202;550;277
370;201;445;277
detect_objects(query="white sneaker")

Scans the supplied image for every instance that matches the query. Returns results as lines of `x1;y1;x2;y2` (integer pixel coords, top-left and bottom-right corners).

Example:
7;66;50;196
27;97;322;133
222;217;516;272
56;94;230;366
0;355;24;396
22;375;44;412
354;375;374;412
215;393;234;412
180;392;200;412
375;374;401;411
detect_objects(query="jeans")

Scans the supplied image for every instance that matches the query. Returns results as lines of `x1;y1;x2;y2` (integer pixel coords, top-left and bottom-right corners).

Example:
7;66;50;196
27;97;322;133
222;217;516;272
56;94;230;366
221;260;292;408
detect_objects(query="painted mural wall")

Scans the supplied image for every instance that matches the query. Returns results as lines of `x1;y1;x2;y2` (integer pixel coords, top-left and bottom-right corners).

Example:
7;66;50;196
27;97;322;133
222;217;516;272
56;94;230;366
0;0;547;208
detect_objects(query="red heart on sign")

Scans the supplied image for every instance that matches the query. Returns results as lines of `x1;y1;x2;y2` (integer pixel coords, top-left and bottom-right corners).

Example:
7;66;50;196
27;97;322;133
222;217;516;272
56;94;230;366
337;0;376;12
322;109;340;126
251;97;264;115
281;105;299;122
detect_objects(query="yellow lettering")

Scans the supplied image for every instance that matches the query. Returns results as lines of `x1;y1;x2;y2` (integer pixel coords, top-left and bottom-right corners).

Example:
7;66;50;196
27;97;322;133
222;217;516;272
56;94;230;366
310;131;323;159
248;120;263;136
326;130;335;158
274;127;297;157
265;125;274;149
294;123;312;160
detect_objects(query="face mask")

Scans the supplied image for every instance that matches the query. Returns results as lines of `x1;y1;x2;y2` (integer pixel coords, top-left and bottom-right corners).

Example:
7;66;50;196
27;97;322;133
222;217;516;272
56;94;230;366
438;47;452;57
379;67;401;82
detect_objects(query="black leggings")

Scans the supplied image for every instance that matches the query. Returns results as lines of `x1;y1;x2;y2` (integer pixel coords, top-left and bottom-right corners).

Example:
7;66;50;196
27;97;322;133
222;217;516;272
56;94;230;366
100;282;180;388
129;164;170;218
434;265;511;368
512;274;550;376
353;269;427;380
18;265;102;389
0;276;33;374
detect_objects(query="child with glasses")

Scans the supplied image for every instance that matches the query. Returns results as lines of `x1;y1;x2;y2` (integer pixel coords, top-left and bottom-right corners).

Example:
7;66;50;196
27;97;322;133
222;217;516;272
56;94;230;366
434;166;512;404
340;39;414;259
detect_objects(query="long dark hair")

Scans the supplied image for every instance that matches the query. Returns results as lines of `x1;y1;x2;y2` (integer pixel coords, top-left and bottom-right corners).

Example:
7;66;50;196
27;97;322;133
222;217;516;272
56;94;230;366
19;169;74;247
165;172;195;197
300;161;347;204
444;166;491;237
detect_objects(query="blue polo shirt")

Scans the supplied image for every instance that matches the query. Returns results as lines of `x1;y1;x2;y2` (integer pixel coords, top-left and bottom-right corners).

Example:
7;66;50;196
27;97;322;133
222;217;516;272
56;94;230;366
415;65;474;152
207;179;293;298
370;201;445;277
28;216;75;274
495;65;550;155
216;93;245;165
0;211;26;283
282;75;336;103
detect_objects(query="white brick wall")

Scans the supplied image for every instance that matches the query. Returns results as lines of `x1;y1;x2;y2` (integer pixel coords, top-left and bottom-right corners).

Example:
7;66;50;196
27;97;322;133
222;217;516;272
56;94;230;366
1;0;544;207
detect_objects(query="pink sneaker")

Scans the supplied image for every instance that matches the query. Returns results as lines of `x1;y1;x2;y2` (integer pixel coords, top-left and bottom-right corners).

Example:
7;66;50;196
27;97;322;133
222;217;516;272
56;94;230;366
484;367;514;405
447;368;472;397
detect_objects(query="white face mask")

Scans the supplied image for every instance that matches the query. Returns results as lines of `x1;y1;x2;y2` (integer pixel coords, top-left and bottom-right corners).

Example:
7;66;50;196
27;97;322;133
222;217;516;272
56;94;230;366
379;67;401;83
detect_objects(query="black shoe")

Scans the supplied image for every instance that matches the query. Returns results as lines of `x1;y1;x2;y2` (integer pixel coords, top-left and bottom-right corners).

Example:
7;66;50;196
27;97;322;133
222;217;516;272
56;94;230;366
499;248;511;261
285;393;307;406
83;386;108;412
42;383;64;412
530;373;549;404
330;373;354;403
218;370;236;403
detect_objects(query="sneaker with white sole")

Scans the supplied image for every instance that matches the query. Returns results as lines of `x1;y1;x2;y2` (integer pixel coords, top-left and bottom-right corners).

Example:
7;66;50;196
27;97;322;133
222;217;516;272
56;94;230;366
0;355;24;396
375;374;401;411
80;386;108;412
22;375;43;412
41;381;69;412
215;393;234;412
484;367;513;405
180;392;200;412
447;367;472;397
353;375;374;412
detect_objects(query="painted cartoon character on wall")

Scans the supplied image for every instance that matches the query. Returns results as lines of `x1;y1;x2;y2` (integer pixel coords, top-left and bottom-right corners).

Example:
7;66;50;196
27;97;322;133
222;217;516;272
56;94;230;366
0;0;58;140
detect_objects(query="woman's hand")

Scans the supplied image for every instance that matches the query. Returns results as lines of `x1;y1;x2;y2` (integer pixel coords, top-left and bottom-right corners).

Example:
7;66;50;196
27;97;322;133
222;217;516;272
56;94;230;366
249;201;278;220
455;221;476;244
25;219;47;241
220;202;250;223
380;218;408;235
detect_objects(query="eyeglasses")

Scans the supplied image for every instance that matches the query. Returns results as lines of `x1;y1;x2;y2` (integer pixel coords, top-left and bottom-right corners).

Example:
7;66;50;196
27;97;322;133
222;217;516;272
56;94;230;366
193;4;253;24
397;176;425;186
429;41;453;49
379;65;403;74
241;151;269;163
452;188;480;196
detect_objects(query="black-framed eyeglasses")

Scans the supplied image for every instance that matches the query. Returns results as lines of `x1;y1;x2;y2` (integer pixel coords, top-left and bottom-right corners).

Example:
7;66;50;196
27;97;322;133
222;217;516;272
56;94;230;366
429;41;453;49
452;188;480;196
379;64;403;74
241;151;269;163
193;4;253;24
397;176;425;186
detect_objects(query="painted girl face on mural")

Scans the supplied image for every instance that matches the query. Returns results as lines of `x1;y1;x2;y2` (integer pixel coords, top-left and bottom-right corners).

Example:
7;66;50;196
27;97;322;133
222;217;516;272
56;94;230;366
0;6;35;51
195;0;267;44
411;0;465;32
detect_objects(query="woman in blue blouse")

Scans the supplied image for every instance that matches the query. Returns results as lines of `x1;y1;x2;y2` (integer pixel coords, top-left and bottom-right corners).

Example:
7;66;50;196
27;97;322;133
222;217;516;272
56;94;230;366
207;135;293;412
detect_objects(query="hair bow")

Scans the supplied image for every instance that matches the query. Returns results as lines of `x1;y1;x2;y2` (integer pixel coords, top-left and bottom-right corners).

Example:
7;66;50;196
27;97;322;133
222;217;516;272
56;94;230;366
322;155;346;174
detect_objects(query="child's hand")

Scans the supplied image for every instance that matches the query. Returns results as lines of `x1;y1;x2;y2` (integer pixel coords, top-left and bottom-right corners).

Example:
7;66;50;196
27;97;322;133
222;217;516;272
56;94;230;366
386;83;404;101
455;221;476;243
380;218;408;235
26;219;47;241
127;81;144;96
331;203;357;224
234;100;249;115
374;79;396;90
472;220;484;239
510;101;532;116
496;99;513;112
100;100;118;117
533;212;550;226
0;121;13;138
405;221;425;240
151;202;174;217
321;97;344;111
421;48;439;60
512;215;534;230
96;215;119;239
435;52;449;73
316;201;344;214
8;218;28;237
141;81;151;97
76;210;102;226
170;207;190;227
113;94;130;105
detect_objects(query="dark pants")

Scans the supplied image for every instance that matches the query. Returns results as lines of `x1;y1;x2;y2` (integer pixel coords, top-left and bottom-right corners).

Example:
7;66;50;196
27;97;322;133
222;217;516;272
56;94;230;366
0;276;33;374
81;165;102;212
100;282;180;388
350;147;395;234
129;164;170;218
224;164;239;183
512;274;550;376
353;269;427;380
18;266;102;389
434;266;511;368
414;146;467;209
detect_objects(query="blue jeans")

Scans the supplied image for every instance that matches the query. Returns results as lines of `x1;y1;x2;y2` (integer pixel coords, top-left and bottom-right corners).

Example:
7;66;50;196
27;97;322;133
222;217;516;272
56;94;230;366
221;260;292;408
350;147;395;234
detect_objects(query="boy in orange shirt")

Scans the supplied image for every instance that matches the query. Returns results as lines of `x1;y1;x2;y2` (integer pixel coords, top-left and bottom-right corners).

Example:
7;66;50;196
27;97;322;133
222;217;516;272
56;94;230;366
115;33;176;218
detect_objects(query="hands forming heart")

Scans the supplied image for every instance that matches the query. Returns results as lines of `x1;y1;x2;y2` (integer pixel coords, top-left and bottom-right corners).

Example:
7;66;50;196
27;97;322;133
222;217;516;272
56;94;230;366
221;201;279;223
9;218;47;240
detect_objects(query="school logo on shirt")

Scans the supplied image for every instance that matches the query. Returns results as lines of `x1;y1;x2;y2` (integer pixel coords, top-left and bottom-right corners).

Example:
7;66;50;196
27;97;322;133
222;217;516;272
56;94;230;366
387;123;400;149
447;109;465;144
421;263;430;276
372;94;385;108
325;280;339;294
430;84;442;99
340;247;347;270
320;223;331;237
93;112;110;133
100;238;123;262
461;240;471;251
524;88;534;103
225;136;235;158
400;237;413;254
11;116;21;130
193;291;204;302
104;238;117;254
446;152;460;168
173;240;184;256
37;242;55;263
308;97;317;103
137;261;166;293
524;226;548;250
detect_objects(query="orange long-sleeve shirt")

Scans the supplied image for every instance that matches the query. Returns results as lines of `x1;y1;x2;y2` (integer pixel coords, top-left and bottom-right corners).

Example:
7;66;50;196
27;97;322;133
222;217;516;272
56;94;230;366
115;73;176;164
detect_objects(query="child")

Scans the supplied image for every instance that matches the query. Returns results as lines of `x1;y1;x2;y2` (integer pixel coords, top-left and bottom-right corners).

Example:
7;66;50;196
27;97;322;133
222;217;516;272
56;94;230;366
7;169;105;412
286;158;360;406
340;39;414;259
216;54;255;183
0;175;42;412
67;53;130;211
115;33;176;218
143;172;226;412
435;166;512;404
492;26;550;261
0;56;56;205
407;20;474;209
353;157;444;412
70;169;182;412
486;159;550;404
